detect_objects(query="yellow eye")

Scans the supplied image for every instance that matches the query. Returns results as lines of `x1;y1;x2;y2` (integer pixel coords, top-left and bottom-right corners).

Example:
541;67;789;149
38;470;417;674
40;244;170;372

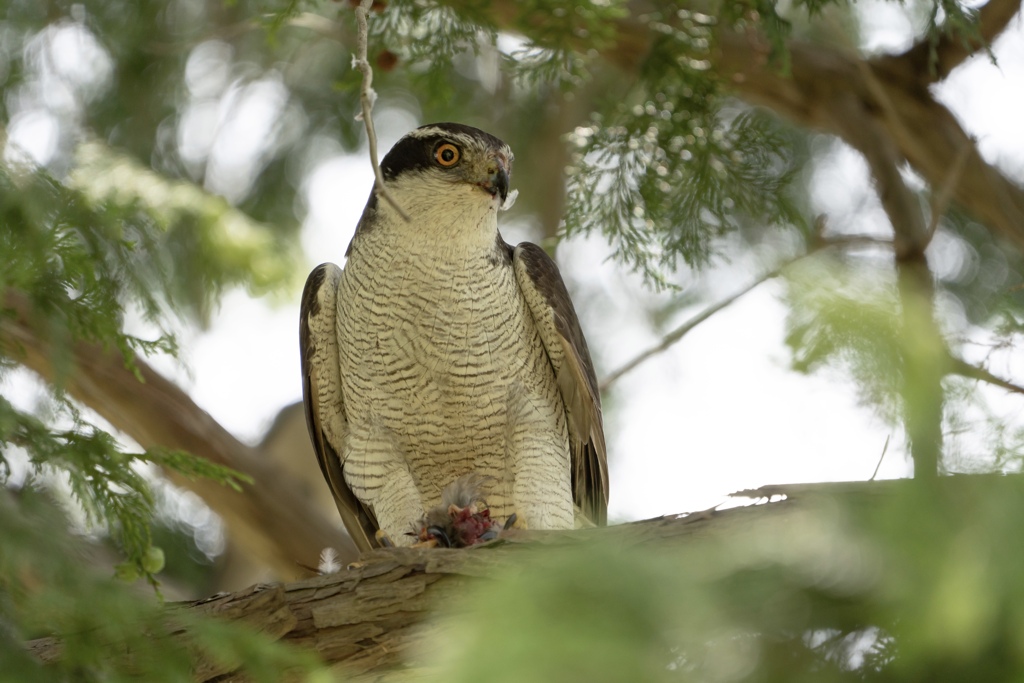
435;143;460;167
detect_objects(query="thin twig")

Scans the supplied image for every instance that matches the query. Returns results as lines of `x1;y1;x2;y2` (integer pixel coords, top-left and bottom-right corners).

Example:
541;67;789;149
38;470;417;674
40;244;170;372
870;435;891;481
353;0;410;222
950;356;1024;396
599;268;779;392
598;235;893;392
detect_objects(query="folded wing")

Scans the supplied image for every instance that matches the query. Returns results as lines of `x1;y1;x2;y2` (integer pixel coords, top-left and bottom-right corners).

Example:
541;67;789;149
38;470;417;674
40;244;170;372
300;263;380;552
512;243;609;525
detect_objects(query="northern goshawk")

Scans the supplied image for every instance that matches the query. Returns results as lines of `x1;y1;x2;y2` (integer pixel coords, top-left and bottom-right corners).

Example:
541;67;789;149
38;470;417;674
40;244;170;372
300;123;607;550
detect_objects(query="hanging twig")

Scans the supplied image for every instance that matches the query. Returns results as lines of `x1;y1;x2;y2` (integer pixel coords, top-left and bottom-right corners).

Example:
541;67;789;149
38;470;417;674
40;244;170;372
353;0;410;222
870;435;891;481
599;234;893;392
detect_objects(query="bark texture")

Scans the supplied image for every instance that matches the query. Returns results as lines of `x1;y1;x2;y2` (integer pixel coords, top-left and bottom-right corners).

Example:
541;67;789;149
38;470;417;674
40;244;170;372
23;499;795;681
26;476;1024;680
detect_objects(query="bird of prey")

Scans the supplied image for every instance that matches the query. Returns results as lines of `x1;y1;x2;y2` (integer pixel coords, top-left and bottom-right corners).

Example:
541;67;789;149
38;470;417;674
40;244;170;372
300;122;607;551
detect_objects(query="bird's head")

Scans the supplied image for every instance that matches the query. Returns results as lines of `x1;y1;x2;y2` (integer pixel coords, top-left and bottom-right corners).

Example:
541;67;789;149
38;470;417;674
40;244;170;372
349;123;515;253
376;122;513;214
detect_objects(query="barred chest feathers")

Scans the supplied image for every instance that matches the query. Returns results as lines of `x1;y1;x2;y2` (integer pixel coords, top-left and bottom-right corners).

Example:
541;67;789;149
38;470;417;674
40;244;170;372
335;182;573;538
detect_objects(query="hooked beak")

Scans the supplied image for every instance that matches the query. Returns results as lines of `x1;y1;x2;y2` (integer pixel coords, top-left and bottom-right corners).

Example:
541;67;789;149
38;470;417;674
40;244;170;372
478;153;509;203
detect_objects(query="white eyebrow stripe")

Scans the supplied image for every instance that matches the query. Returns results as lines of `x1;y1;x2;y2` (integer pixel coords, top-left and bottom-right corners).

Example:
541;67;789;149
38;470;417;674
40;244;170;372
405;126;450;139
405;128;479;147
404;127;511;156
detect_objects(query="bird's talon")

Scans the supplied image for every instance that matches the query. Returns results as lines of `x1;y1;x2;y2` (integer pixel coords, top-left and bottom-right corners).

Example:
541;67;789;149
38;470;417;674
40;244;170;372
503;512;519;530
427;526;452;548
375;530;396;548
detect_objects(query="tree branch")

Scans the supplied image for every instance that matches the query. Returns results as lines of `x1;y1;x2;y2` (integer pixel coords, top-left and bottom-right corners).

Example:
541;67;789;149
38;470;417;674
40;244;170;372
21;501;804;680
28;474;1024;680
874;0;1023;84
1;291;358;580
823;76;946;477
716;31;1024;252
949;356;1024;396
599;235;894;392
599;268;779;393
442;0;1024;255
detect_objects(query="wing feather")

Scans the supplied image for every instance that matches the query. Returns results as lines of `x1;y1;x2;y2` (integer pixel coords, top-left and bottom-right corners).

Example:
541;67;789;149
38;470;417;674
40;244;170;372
512;243;609;525
300;263;380;552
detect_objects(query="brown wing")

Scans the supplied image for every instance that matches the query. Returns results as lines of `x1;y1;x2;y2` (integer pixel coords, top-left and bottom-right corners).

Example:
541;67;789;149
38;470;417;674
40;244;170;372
512;242;609;525
300;263;380;552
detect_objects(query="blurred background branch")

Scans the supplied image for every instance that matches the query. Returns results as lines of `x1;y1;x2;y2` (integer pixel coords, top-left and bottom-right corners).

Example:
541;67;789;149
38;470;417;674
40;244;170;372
2;289;358;577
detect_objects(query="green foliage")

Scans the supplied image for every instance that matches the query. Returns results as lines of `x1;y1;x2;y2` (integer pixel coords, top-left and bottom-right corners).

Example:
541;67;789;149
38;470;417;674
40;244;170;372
0;487;320;682
784;257;904;422
720;0;795;67
0;395;247;589
1;165;172;366
431;478;1024;682
565;102;806;288
933;209;1024;328
1;2;305;671
371;0;497;102
943;377;1024;474
71;142;303;317
926;0;987;70
555;4;808;288
0;139;279;594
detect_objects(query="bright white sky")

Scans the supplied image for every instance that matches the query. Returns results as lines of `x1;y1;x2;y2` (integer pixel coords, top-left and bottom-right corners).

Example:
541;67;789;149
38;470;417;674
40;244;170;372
5;7;1024;528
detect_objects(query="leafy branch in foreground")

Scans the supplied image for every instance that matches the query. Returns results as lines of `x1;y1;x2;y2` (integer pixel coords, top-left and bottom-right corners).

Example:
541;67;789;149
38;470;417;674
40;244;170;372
1;144;292;588
0;487;322;683
0;395;248;587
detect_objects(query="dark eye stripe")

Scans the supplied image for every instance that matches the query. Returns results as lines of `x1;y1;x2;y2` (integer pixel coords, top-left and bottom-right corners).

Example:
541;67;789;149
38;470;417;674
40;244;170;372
381;135;457;180
379;124;509;181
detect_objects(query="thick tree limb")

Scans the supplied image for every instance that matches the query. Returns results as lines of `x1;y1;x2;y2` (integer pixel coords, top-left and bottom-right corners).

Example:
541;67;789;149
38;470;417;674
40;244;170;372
716;25;1024;253
447;0;1024;253
1;291;358;579
28;475;1024;681
22;501;801;681
873;0;1023;84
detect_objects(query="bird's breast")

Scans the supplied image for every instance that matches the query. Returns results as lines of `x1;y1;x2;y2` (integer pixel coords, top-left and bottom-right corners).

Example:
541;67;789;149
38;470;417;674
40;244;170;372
335;234;564;497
